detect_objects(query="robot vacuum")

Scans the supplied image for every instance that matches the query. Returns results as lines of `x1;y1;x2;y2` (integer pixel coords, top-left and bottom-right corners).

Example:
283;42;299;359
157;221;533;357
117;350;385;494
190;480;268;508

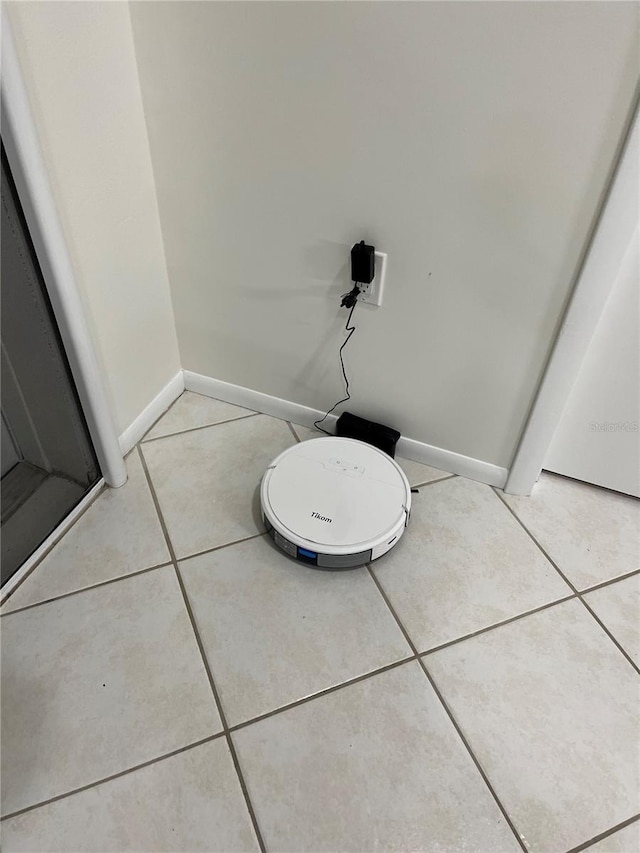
261;436;411;569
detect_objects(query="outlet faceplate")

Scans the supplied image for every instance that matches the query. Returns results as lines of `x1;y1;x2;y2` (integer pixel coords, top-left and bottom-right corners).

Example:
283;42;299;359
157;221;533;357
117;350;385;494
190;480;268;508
358;251;387;306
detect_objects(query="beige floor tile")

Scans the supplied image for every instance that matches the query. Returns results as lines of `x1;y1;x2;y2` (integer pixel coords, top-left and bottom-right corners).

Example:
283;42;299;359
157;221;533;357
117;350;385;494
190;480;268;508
502;473;640;589
1;567;221;817
233;660;521;853
290;423;452;487
427;599;640;852
180;536;412;724
2;453;170;614
142;415;294;558
372;476;571;651
1;739;258;853
583;573;640;666
586;821;640;853
145;391;255;440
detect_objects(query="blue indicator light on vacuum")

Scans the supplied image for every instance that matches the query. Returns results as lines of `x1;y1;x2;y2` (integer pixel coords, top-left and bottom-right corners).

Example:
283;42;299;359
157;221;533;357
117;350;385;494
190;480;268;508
298;548;317;559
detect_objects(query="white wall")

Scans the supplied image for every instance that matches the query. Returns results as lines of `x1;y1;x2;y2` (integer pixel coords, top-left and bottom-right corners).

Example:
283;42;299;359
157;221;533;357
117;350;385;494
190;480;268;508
130;1;638;468
6;1;180;436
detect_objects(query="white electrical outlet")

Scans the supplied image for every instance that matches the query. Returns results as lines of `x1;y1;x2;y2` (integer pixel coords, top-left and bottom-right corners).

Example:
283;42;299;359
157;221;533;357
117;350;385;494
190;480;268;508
358;251;387;307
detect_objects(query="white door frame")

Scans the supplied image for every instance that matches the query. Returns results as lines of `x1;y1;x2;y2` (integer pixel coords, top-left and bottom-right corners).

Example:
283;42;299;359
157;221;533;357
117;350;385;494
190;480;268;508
505;96;639;496
1;17;126;488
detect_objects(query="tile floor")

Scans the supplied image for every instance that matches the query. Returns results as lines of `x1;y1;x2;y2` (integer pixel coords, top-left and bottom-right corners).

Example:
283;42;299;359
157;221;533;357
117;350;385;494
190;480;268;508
1;391;639;853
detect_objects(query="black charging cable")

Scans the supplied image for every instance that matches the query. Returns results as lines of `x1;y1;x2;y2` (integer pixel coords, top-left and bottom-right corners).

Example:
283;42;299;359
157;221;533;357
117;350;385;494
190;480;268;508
313;283;361;435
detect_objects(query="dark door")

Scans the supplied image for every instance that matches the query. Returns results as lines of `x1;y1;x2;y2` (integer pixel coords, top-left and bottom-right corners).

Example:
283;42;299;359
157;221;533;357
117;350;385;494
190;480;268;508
1;145;100;584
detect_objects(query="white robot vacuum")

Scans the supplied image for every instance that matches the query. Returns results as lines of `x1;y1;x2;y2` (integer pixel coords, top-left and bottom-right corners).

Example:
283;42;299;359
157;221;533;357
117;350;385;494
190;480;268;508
261;436;411;568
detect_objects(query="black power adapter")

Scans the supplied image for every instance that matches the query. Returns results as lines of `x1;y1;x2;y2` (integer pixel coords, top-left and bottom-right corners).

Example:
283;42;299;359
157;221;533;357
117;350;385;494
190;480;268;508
315;238;394;444
351;240;375;285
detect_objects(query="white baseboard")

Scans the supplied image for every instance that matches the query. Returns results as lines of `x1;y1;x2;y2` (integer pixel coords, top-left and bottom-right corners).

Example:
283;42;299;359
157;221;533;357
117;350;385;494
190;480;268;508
118;371;184;455
183;370;508;488
1;478;105;604
397;436;507;488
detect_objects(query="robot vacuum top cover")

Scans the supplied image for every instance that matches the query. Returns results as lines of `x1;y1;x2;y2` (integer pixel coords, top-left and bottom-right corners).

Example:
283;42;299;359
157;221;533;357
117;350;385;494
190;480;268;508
261;436;411;568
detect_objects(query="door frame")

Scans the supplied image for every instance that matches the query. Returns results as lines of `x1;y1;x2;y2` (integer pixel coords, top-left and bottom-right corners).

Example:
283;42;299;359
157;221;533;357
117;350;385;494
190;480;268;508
504;93;639;495
1;17;126;488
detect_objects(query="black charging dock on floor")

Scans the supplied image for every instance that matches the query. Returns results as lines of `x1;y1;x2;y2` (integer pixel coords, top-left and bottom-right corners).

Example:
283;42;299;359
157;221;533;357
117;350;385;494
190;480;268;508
335;412;400;459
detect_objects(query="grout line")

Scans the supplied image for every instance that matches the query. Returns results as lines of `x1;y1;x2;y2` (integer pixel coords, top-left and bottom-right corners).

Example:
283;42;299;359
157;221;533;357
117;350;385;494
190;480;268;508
0;733;225;822
491;488;581;593
2;488;262;617
366;563;573;661
224;731;267;853
141;412;259;445
0;561;173;618
137;440;265;564
172;556;267;853
1;530;268;618
228;656;417;734
566;813;640;853
579;567;640;595
366;567;421;652
225;579;577;738
417;656;528;853
408;473;456;489
285;421;300;443
577;597;640;675
2;653;410;823
174;533;266;565
137;445;267;853
492;488;640;676
419;594;578;656
365;565;528;853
